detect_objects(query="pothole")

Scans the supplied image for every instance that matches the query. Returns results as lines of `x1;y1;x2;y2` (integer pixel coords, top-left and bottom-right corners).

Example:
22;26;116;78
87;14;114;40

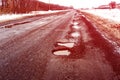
53;50;71;56
56;42;75;48
52;40;74;56
72;25;81;30
70;32;80;38
73;22;79;25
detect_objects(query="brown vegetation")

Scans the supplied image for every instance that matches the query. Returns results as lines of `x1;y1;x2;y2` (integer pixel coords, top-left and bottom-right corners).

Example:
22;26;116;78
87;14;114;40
82;12;120;45
0;0;71;14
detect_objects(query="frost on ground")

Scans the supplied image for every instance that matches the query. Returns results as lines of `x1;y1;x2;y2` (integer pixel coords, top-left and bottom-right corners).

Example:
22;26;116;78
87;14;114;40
82;9;120;46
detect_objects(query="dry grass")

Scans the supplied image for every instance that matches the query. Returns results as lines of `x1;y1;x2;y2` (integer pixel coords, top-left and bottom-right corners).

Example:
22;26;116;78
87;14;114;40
82;12;120;44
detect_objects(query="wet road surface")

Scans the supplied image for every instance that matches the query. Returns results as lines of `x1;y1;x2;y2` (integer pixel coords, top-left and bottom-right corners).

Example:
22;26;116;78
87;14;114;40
0;10;120;80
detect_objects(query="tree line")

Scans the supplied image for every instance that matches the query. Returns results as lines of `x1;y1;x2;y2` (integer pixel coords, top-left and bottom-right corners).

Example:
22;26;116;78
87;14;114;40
0;0;71;14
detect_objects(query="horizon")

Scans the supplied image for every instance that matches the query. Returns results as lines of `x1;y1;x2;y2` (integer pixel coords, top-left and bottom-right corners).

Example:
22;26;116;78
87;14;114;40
38;0;120;8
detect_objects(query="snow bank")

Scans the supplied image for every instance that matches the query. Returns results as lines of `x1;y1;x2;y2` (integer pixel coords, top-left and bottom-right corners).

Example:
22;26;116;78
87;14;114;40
83;9;120;23
0;10;66;22
0;13;34;22
30;10;66;14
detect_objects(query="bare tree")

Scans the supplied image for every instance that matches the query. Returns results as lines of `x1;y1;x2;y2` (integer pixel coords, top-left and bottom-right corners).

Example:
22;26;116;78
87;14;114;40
1;0;8;11
109;1;116;9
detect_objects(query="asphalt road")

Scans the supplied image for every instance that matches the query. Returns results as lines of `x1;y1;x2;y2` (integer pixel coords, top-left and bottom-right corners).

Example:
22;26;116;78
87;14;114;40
0;10;119;80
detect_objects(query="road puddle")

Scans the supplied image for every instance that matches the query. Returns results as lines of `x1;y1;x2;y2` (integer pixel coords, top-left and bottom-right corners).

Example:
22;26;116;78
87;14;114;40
57;42;75;48
53;50;71;56
52;41;74;56
72;25;80;30
71;32;80;38
114;46;120;54
52;13;83;57
57;38;76;43
73;22;79;25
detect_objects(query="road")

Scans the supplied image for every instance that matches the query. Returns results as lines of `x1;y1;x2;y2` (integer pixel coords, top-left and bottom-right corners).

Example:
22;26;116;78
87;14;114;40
0;10;120;80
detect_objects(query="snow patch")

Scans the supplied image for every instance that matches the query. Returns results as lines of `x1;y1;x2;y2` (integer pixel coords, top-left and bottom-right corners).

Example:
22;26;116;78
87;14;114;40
83;9;120;23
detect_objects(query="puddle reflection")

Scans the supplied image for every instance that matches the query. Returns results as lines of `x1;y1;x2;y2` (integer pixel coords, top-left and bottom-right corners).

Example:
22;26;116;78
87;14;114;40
53;50;71;56
73;22;79;25
57;42;75;48
72;25;80;29
71;32;80;38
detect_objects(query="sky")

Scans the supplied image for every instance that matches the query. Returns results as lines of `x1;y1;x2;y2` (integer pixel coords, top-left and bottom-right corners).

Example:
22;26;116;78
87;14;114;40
38;0;120;8
0;0;120;8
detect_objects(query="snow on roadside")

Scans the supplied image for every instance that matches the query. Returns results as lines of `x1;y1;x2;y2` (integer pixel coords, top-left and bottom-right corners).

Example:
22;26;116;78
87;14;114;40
83;9;120;54
30;10;67;14
83;9;120;23
0;14;34;22
0;10;67;22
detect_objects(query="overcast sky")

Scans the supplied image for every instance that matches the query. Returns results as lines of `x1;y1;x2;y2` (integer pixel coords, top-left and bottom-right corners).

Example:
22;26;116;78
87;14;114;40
38;0;120;8
0;0;120;8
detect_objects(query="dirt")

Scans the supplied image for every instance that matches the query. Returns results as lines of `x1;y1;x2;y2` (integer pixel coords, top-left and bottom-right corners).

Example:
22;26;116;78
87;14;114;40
0;10;120;80
81;12;120;45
